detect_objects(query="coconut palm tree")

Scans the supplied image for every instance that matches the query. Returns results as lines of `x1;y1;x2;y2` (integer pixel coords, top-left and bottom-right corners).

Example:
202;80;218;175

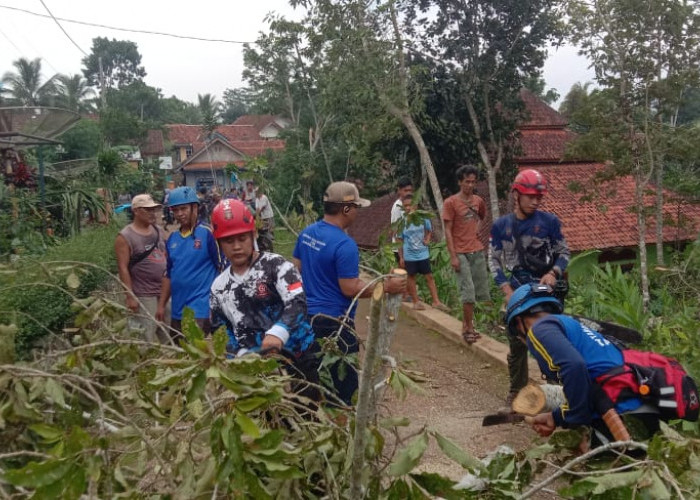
198;93;221;136
1;57;57;106
55;74;96;113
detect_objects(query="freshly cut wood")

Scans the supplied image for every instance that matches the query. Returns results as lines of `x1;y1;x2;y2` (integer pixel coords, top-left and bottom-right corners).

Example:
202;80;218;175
512;384;547;416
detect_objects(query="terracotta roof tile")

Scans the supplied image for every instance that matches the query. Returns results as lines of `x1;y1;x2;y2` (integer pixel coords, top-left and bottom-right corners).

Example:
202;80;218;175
165;124;286;169
231;114;280;130
516;128;580;163
530;163;700;251
141;129;164;156
519;89;568;128
347;193;397;249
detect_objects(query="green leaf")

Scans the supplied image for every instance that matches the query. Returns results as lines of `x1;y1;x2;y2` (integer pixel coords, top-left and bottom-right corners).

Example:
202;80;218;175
186;370;207;402
148;365;198;387
379;417;411;428
432;430;483;471
235;409;260;438
642;470;671;499
213;325;229;356
29;423;63;442
181;307;204;341
2;459;72;488
236;396;269;412
387;431;429;476
44;378;66;408
410;472;464;500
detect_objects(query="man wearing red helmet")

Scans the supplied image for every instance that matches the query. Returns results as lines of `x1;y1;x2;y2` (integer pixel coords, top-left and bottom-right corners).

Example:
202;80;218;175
489;168;570;408
209;199;319;400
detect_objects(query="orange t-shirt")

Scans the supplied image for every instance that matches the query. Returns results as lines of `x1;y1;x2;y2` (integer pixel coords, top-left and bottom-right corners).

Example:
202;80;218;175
442;193;487;253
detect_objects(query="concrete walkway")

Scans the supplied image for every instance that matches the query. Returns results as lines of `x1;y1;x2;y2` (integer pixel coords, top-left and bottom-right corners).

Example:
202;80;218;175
400;303;541;383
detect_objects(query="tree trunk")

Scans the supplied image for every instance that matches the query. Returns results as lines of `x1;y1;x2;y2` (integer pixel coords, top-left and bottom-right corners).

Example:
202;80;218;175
465;94;501;218
655;161;665;266
634;163;651;311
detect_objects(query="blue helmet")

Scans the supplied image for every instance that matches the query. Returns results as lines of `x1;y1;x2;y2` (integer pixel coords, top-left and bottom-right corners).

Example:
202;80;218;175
168;186;199;207
505;284;563;335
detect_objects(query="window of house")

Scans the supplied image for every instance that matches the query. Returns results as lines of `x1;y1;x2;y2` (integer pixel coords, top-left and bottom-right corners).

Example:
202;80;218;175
185;145;193;158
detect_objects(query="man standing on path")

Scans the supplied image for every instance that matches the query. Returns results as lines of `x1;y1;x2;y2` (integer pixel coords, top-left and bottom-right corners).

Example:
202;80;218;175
390;177;414;265
114;194;170;343
489;168;570;407
293;181;406;407
156;186;224;337
442;165;490;345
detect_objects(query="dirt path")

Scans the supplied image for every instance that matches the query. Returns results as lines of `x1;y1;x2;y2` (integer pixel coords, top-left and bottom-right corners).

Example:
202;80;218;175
354;300;538;480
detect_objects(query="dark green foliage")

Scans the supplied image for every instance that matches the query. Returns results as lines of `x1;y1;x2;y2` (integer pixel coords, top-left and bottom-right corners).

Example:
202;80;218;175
57;120;101;161
81;37;146;89
0;223;117;359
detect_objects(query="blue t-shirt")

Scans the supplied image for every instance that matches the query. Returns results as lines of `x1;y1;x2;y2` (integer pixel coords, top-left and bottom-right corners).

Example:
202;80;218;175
527;314;641;427
293;220;359;319
401;219;431;262
166;224;223;320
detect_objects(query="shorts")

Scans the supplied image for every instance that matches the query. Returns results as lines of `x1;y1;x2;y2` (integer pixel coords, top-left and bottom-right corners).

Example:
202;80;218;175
456;251;491;303
405;258;432;276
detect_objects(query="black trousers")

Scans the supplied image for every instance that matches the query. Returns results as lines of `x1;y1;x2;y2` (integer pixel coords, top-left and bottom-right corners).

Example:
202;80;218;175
310;316;359;407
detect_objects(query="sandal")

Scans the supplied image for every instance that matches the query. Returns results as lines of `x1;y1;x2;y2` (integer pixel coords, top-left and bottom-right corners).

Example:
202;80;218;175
433;303;450;312
413;302;426;311
462;330;481;345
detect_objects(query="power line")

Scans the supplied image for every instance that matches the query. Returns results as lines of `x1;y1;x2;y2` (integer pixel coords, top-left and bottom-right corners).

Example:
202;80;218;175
0;25;61;74
38;0;88;57
0;4;255;45
0;26;25;58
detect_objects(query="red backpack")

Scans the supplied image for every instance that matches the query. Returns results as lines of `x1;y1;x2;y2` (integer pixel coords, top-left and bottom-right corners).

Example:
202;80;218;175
596;349;699;422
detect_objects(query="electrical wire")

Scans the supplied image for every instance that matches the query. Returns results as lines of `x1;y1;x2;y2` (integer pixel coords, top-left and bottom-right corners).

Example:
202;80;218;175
0;25;60;74
0;26;25;58
0;4;255;44
38;0;88;56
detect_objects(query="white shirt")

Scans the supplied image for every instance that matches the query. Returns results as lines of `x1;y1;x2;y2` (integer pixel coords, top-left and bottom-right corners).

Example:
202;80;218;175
255;194;274;219
390;197;404;245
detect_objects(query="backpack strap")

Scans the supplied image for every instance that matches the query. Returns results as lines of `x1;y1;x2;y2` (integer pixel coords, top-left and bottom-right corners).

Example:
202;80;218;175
128;224;160;269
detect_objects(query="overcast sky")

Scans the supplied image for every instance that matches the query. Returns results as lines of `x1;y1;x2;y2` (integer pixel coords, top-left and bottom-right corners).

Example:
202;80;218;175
0;0;594;108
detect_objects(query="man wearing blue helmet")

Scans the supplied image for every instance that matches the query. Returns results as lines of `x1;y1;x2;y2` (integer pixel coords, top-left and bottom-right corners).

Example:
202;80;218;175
505;283;668;446
156;186;224;336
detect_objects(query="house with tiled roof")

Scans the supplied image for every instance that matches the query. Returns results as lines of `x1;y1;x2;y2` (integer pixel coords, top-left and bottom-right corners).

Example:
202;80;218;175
347;90;699;268
165;115;289;191
231;114;291;138
515;89;700;269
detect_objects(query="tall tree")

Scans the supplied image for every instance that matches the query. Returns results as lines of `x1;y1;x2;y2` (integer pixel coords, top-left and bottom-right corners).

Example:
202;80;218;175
221;87;253;123
415;0;565;218
558;81;593;129
82;37;146;92
568;0;700;307
55;74;95;113
1;57;57;106
301;0;445;214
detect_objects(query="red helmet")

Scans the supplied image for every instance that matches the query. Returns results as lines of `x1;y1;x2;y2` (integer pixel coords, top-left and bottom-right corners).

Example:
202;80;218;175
512;169;548;195
211;199;256;239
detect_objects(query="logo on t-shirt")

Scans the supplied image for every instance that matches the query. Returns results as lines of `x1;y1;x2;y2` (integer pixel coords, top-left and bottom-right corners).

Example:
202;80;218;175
255;282;271;299
193;239;202;249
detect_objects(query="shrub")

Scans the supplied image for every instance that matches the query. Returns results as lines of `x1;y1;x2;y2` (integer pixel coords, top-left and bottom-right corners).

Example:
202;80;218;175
0;222;118;359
